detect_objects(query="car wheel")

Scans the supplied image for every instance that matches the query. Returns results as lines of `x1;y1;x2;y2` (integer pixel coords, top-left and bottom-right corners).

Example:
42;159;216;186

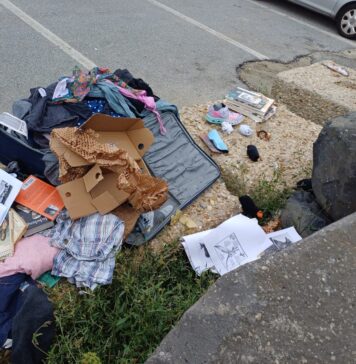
336;4;356;39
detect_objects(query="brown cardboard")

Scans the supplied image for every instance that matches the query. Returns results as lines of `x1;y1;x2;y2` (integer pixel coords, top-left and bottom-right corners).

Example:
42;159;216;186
54;114;155;220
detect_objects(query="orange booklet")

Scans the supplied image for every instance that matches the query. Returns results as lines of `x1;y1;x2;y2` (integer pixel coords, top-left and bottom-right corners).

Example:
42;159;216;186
15;176;64;221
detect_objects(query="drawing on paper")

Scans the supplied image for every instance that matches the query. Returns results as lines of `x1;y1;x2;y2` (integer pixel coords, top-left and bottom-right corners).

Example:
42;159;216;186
214;233;248;270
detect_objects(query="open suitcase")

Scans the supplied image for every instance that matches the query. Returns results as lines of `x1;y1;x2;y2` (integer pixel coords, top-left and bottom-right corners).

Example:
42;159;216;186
0;110;220;243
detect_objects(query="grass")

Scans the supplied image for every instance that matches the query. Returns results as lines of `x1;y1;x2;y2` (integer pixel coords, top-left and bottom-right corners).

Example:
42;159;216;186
222;164;292;223
43;242;216;364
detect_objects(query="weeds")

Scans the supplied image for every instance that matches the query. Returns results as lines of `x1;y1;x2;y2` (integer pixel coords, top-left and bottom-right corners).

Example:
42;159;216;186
222;165;292;223
46;242;216;364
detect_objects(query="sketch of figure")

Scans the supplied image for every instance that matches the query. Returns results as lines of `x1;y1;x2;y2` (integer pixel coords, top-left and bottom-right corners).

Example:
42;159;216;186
270;235;293;250
261;233;294;257
214;233;248;270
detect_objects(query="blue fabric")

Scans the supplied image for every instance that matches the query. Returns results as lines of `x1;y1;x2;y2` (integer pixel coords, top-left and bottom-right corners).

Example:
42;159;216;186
0;273;34;347
88;81;136;118
84;99;122;118
208;129;229;153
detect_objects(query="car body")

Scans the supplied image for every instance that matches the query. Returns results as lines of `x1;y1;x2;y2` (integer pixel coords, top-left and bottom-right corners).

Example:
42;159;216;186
289;0;356;38
290;0;350;17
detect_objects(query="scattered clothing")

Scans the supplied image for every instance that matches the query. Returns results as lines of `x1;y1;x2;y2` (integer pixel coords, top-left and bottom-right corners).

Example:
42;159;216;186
239;195;263;220
0;273;35;348
44;211;124;290
239;124;253;137
247;144;260;162
23;82;92;134
42;150;60;186
11;284;55;364
0;235;59;279
208;129;229;153
221;121;233;135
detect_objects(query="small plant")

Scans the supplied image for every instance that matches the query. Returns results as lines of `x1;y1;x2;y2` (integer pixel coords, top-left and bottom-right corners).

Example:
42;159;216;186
251;169;291;223
80;352;102;364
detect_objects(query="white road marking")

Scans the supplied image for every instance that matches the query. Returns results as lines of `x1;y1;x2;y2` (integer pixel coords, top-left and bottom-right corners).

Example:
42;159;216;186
0;0;97;69
146;0;269;60
246;0;356;47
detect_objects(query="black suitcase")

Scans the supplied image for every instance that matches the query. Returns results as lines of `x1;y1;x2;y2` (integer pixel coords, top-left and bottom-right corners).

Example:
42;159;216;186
0;128;46;179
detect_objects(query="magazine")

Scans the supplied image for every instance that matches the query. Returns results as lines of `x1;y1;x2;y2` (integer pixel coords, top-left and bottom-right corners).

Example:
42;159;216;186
0;169;23;225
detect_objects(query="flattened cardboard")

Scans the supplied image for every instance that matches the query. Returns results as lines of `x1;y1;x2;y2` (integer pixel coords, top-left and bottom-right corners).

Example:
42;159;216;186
57;166;130;220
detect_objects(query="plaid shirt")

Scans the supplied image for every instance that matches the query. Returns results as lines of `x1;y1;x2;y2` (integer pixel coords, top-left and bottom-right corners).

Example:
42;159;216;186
44;211;124;290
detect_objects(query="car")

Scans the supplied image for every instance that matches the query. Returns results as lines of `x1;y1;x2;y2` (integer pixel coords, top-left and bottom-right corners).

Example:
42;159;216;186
289;0;356;39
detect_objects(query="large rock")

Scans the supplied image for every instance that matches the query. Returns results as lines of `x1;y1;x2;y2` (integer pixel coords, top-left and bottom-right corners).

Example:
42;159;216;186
281;190;331;237
146;213;356;364
312;113;356;220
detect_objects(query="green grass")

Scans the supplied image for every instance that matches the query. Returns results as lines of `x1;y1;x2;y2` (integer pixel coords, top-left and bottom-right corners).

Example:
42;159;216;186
44;242;216;364
222;166;292;223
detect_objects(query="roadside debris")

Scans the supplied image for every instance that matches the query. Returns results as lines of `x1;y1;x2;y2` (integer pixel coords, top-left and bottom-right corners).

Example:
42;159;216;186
322;60;349;77
182;214;302;276
225;87;275;122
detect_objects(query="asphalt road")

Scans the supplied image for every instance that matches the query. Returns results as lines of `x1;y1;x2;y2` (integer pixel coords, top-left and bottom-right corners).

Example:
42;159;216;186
0;0;355;111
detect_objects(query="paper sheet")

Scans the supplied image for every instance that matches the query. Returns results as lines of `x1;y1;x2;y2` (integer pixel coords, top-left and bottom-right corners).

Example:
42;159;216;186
203;215;270;275
260;227;302;257
182;229;215;275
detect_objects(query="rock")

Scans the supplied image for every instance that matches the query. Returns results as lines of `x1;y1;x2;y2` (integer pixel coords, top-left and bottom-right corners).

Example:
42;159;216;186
312;113;356;220
146;212;356;364
281;191;331;238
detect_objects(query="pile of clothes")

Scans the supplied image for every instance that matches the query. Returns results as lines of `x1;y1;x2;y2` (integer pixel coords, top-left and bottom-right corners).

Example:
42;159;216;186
0;66;175;362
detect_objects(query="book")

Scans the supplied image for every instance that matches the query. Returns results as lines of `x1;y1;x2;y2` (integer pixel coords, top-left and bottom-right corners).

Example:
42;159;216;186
225;101;277;123
13;203;54;236
0;209;27;260
226;87;275;119
0;169;23;225
15;176;64;221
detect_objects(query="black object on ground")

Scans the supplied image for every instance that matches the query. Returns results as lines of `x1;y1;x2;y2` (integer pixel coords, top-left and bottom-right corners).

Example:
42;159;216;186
247;145;260;162
239;195;263;219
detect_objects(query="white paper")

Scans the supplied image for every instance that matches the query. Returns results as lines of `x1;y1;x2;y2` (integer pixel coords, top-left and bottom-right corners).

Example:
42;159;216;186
0;112;28;138
0;170;23;225
182;229;215;275
204;215;269;275
261;227;302;256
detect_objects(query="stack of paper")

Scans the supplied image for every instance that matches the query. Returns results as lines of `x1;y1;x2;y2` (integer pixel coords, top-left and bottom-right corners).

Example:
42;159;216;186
225;87;276;123
182;214;302;276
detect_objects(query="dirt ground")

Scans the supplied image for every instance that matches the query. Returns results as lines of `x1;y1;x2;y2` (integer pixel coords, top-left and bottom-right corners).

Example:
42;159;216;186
149;102;321;250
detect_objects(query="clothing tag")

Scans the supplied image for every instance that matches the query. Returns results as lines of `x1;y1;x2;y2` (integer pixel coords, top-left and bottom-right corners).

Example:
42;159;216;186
38;88;47;97
19;281;30;292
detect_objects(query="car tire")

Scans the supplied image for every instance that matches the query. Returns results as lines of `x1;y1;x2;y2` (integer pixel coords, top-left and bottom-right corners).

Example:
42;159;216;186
336;4;356;39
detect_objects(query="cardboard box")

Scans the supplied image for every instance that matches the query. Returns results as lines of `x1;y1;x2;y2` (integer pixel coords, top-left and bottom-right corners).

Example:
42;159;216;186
53;114;155;220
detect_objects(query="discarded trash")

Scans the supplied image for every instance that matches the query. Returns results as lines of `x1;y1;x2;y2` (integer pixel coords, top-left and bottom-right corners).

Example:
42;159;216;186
0;112;28;139
322;60;349;77
225;87;275;122
182;214;302;276
221;121;233;134
257;129;271;141
208;129;229;153
239;195;263;219
247;145;260;162
239;124;253;137
205;103;243;125
199;134;222;153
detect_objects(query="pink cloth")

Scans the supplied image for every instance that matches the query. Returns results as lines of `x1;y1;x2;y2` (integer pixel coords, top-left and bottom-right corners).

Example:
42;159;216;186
0;235;59;279
116;83;167;135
